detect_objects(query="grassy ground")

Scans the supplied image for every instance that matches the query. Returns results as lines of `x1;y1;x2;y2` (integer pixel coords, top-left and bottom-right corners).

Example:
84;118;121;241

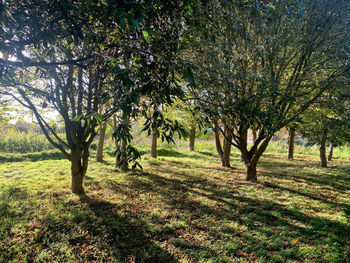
0;141;349;262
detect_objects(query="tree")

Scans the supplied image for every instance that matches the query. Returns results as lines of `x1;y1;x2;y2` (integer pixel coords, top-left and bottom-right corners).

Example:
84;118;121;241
299;88;350;167
0;0;197;193
187;0;350;181
162;98;206;152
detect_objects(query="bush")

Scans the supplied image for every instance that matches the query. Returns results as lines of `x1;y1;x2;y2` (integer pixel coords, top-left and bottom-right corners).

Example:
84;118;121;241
0;130;60;153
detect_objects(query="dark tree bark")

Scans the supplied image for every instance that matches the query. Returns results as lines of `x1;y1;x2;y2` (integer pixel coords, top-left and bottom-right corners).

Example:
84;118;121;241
240;129;247;162
189;126;196;151
214;122;224;163
328;143;333;161
287;128;295;160
320;128;327;168
95;120;107;162
116;115;129;171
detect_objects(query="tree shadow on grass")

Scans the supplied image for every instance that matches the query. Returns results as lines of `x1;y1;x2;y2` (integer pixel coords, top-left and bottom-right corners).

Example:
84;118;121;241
157;149;194;158
74;195;178;263
107;168;350;262
261;169;350;193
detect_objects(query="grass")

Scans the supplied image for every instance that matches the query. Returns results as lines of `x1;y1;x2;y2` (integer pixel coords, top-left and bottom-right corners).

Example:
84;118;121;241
0;141;349;262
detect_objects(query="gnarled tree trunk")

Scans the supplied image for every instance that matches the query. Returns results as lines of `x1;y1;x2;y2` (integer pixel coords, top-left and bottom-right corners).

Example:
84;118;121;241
287;128;295;160
320;128;327;168
95;120;107;162
328;143;333;161
189;126;196;151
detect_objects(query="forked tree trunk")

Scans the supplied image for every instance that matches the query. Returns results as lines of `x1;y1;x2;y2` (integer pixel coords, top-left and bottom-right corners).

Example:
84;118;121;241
71;145;89;194
222;127;232;167
214;123;224;162
150;128;158;158
328;143;333;161
189;126;196;151
320;128;327;168
287;128;295;160
242;136;272;182
95;121;107;162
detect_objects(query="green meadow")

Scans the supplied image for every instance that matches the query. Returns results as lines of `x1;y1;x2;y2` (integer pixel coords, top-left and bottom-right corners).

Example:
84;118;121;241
0;141;349;263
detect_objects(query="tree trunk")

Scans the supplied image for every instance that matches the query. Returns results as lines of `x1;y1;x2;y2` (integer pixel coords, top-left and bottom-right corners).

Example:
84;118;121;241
240;129;247;162
242;136;272;182
245;161;258;182
95;121;107;162
120;136;128;171
150;128;158;158
150;104;158;158
328;143;333;161
112;114;117;142
320;129;327;168
189;126;196;151
287;128;295;160
222;127;232;167
71;145;89;194
214;123;224;162
116;115;129;171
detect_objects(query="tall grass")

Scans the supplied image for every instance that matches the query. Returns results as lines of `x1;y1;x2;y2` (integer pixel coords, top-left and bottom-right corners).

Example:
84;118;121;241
0;130;57;153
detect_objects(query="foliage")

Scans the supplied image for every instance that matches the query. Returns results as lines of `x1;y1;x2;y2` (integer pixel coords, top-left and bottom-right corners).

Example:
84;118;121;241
142;109;188;144
186;0;350;180
299;88;350;146
0;0;198;193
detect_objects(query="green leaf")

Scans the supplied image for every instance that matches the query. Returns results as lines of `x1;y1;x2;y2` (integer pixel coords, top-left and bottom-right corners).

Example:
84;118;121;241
142;30;150;43
73;115;83;122
100;0;108;7
95;113;103;124
87;118;91;128
85;111;95;119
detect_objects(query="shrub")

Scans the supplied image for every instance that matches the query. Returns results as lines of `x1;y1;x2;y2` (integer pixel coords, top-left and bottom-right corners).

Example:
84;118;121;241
0;130;60;153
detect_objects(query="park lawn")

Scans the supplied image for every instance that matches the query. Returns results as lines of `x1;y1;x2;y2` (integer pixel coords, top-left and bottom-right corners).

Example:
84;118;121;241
0;145;349;263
